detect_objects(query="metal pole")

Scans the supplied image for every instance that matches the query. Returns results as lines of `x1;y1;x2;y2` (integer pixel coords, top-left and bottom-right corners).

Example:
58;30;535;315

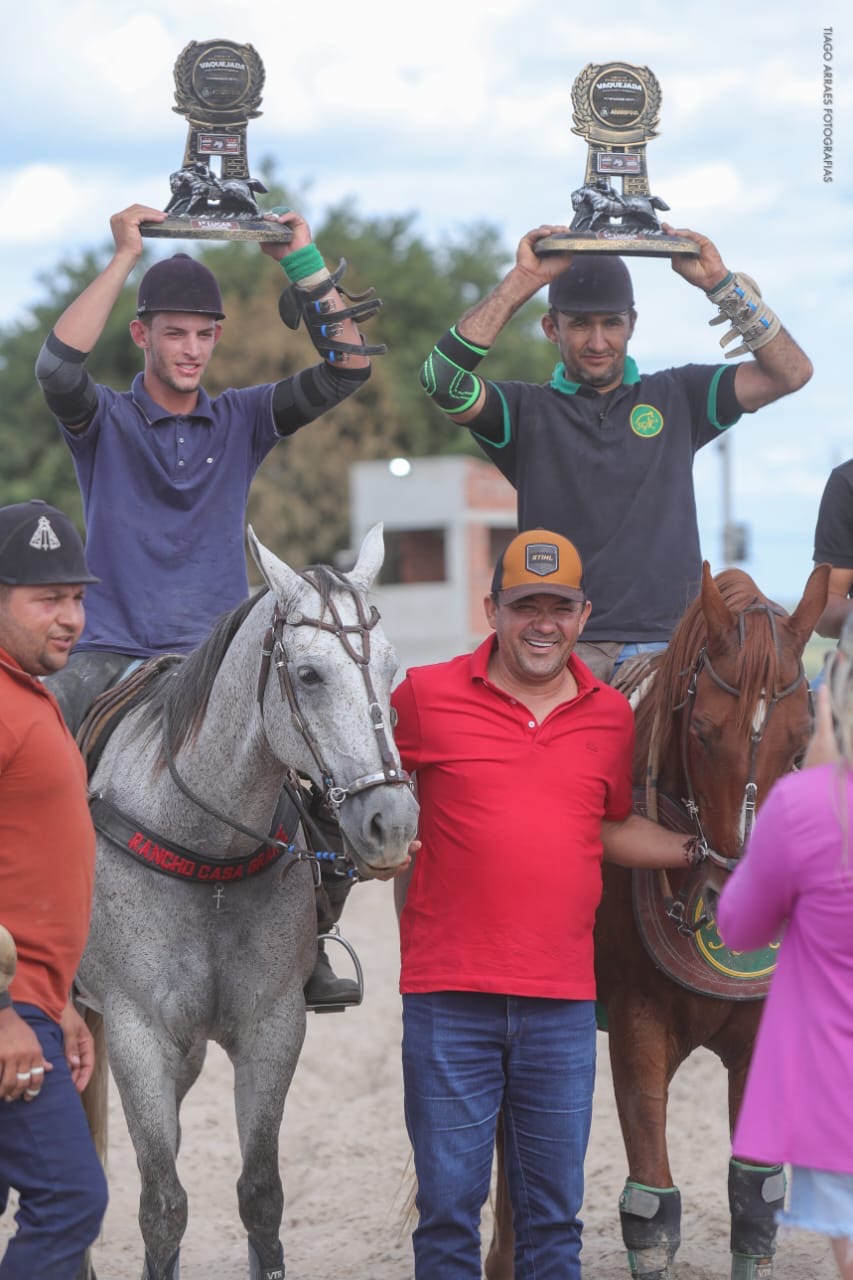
720;434;733;565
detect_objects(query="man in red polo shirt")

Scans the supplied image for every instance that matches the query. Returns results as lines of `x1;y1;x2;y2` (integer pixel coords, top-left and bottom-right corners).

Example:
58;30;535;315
0;499;108;1277
391;529;702;1280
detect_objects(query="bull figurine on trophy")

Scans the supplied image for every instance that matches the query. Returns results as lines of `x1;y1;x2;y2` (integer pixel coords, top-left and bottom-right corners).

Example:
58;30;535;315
537;62;698;258
141;39;290;243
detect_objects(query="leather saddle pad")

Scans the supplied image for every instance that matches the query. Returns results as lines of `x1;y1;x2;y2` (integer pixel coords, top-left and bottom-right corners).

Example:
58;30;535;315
631;789;777;1001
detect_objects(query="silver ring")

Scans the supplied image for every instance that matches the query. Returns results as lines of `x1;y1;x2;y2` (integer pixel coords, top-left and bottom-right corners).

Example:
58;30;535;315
15;1071;31;1081
24;1087;40;1098
29;1066;45;1076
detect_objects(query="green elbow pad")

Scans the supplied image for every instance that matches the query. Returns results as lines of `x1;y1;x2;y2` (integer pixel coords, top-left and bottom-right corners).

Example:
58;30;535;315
420;327;489;415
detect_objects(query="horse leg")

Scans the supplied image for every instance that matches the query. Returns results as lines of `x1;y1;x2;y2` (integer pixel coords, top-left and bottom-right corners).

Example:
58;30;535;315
608;1000;684;1280
105;1003;205;1280
230;993;307;1280
483;1111;514;1280
719;1028;784;1280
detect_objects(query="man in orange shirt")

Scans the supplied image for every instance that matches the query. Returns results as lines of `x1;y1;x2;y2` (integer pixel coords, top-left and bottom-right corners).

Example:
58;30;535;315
0;499;108;1278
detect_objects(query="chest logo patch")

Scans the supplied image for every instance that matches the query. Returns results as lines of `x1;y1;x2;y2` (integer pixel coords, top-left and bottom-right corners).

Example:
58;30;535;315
630;404;664;438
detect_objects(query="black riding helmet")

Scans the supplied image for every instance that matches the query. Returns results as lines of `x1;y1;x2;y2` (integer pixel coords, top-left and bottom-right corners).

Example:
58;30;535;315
136;253;225;320
0;500;98;585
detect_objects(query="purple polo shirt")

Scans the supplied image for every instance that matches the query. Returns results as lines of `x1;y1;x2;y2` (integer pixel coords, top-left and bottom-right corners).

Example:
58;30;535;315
60;373;281;657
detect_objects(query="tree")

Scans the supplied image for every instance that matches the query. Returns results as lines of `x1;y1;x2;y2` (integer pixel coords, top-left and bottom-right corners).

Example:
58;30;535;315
0;197;554;562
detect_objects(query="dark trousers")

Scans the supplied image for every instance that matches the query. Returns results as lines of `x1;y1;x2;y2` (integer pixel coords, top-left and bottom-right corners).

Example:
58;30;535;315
0;1006;108;1278
44;650;136;737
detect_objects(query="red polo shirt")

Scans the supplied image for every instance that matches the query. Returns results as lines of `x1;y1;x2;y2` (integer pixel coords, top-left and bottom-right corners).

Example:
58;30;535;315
391;636;633;999
0;648;95;1021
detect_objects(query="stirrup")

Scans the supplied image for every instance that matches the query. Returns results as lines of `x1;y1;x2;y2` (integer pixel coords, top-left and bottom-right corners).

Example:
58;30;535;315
306;925;364;1014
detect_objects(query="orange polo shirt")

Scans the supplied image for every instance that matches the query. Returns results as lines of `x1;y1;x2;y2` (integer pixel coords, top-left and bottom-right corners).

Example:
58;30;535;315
0;648;95;1022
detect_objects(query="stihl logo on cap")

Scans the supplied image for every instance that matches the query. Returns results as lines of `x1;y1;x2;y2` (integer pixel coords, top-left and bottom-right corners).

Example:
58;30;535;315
525;543;559;576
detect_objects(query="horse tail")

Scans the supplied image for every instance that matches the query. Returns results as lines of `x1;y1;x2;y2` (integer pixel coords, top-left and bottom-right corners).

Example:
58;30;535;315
81;1006;109;1165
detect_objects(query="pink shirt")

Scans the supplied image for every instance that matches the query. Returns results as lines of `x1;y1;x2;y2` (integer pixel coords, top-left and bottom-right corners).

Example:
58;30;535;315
717;765;853;1174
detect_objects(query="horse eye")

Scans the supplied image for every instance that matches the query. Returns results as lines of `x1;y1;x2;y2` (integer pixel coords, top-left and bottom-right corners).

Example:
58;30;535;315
297;666;322;686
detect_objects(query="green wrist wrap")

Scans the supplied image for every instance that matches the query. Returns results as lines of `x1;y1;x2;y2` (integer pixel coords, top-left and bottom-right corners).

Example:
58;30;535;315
420;326;490;415
281;244;326;284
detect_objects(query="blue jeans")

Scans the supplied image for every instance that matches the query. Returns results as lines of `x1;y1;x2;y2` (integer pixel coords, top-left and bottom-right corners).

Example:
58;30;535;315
0;1005;108;1278
402;991;596;1280
611;641;667;677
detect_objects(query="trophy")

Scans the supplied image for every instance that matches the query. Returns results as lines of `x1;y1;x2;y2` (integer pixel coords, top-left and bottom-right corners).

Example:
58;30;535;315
536;62;698;257
141;40;291;243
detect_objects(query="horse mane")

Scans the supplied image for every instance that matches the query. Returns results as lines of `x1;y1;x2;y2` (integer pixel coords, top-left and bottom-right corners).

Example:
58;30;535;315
131;563;352;767
131;589;269;763
635;569;788;777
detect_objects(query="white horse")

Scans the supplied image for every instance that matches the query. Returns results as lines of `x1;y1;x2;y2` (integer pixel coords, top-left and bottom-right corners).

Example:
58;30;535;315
75;525;418;1280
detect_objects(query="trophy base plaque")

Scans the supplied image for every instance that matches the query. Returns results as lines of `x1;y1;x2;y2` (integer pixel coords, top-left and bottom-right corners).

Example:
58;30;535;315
536;230;699;258
141;214;293;243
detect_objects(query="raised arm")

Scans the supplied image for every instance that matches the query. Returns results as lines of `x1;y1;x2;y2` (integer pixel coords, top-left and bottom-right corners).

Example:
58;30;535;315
419;225;573;426
664;224;813;413
54;205;166;352
261;209;378;372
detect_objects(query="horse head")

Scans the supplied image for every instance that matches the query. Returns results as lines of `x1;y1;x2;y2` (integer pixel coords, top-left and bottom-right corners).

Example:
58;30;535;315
248;523;419;877
681;562;829;911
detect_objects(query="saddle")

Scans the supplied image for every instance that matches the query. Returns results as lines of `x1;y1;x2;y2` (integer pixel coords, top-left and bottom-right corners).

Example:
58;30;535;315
631;790;777;1001
76;654;184;779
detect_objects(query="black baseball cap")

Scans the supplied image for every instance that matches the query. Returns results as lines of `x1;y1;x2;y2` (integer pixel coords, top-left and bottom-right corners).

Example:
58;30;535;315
0;500;99;585
548;254;634;314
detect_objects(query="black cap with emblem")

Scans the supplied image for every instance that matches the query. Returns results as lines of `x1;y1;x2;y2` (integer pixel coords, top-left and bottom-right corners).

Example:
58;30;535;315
0;500;99;585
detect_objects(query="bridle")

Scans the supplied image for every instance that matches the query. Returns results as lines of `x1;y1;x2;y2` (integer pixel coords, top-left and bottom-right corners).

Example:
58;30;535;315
256;569;410;809
678;603;805;867
156;571;410;871
649;602;806;935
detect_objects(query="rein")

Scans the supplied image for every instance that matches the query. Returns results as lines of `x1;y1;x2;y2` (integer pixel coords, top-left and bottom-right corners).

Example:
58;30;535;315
648;601;805;936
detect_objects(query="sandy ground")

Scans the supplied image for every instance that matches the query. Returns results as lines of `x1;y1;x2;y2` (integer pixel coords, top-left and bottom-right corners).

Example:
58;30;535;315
2;880;834;1278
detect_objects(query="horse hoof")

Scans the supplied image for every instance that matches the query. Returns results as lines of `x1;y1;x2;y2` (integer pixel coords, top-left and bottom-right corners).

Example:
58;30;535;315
248;1235;284;1280
141;1249;180;1280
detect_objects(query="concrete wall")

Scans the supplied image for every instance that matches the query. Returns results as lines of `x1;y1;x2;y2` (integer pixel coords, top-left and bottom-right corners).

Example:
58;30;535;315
350;457;517;675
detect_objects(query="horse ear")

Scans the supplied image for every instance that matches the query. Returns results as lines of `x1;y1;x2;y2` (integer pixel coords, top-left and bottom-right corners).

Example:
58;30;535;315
348;524;385;592
787;562;831;648
247;525;303;601
700;561;736;640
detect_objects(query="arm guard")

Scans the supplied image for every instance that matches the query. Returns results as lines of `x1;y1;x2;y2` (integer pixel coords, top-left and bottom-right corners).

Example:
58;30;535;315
419;326;490;415
35;330;99;425
278;258;385;363
707;272;782;359
271;362;370;436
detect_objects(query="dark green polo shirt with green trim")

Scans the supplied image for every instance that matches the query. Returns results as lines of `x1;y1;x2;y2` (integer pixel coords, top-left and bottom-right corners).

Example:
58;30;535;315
471;358;740;643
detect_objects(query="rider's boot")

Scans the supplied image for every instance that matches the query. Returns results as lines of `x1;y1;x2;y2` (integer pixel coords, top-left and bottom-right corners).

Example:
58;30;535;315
619;1181;682;1280
304;863;360;1012
729;1159;785;1280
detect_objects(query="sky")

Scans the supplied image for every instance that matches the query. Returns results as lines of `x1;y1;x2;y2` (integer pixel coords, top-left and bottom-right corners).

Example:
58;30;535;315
2;0;849;604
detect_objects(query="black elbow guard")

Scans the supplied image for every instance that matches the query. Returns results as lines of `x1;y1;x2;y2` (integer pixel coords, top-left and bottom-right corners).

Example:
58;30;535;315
35;331;98;425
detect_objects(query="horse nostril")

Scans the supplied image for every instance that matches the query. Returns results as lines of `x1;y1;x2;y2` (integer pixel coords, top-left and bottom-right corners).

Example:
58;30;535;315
369;813;385;848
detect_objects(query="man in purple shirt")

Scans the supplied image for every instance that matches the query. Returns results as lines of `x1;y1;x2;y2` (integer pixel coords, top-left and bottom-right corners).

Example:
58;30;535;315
35;203;382;1008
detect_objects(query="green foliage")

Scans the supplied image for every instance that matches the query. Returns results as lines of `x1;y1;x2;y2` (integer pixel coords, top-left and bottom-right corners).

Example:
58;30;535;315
0;191;552;557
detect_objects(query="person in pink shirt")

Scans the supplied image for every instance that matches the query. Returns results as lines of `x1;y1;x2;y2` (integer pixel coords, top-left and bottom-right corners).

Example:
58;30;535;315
717;617;853;1280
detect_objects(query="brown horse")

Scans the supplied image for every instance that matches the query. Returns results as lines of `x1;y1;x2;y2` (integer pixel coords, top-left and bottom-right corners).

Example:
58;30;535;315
485;560;829;1280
